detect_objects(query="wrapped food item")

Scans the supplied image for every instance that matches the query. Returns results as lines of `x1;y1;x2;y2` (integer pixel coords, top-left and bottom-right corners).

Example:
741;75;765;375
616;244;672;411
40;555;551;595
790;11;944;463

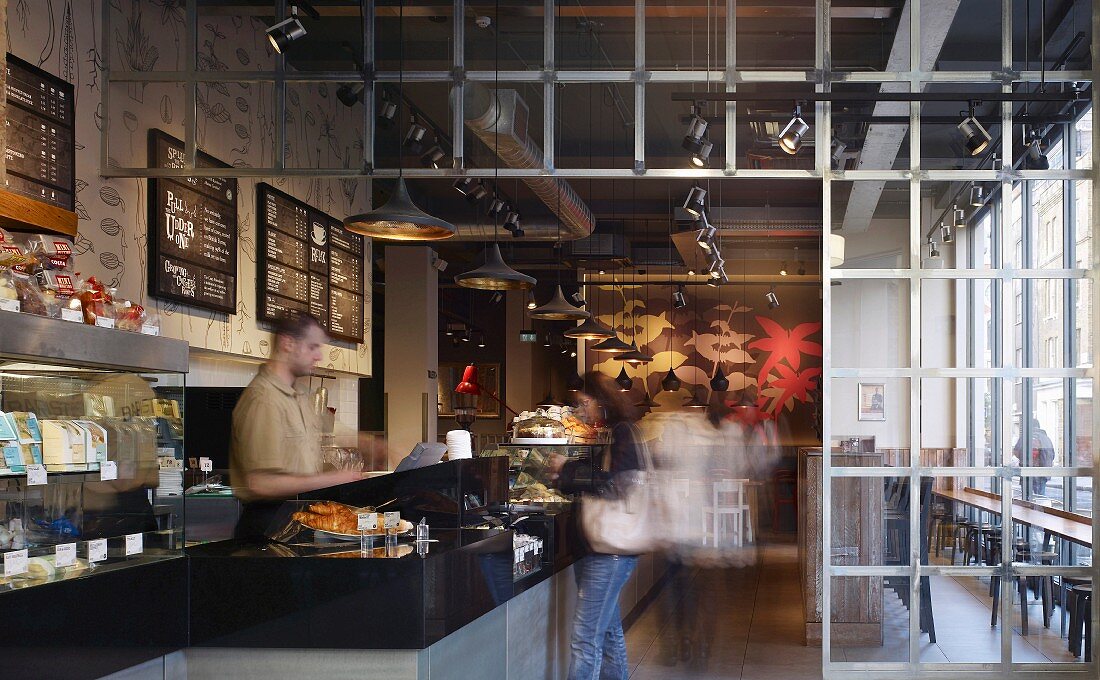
0;269;19;310
512;410;567;441
22;235;74;272
39;271;77;318
75;276;114;325
0;242;34;274
114;300;146;332
11;273;51;316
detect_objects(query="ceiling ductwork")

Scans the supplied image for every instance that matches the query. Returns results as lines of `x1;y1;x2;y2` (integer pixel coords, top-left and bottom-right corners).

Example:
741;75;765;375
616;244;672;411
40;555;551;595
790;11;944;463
449;83;595;242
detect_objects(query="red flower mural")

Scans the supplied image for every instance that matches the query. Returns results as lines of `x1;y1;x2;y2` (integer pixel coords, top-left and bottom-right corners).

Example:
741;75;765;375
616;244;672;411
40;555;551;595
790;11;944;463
762;363;822;414
748;317;823;384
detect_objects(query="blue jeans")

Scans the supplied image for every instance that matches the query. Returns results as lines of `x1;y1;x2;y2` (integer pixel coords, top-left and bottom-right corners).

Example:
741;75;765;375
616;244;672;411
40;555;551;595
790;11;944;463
569;553;638;680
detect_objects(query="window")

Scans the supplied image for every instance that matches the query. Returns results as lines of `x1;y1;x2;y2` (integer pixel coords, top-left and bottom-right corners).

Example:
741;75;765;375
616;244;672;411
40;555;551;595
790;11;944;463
1047;337;1058;368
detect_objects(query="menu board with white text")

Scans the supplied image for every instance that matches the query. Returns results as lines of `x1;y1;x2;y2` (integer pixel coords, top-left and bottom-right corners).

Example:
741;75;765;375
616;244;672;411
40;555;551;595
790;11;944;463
4;54;75;211
146;129;238;314
257;183;364;343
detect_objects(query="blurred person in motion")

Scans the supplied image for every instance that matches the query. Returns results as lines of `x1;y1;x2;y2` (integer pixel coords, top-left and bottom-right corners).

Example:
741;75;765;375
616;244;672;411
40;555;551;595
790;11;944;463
230;313;363;539
547;372;643;680
1013;418;1056;495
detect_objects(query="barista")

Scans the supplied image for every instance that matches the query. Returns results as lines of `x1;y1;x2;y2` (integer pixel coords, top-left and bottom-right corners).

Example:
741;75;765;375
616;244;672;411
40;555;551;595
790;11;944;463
230;313;361;539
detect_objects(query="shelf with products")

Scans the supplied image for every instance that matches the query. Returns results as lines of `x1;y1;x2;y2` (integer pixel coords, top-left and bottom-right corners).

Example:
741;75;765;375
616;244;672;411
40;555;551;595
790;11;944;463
479;442;604;506
0;311;187;593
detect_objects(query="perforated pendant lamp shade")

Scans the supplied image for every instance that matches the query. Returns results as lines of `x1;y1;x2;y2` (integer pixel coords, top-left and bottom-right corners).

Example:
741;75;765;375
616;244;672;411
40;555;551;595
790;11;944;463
661;368;682;392
455;243;536;290
344;177;455;241
529;285;590;321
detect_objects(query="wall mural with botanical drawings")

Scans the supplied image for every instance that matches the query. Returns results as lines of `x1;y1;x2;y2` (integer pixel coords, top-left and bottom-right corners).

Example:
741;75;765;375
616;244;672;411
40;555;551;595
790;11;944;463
583;282;824;444
8;0;373;375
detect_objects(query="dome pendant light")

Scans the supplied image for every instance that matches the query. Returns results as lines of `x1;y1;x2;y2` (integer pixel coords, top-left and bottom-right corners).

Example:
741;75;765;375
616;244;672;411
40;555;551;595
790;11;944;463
683;387;708;409
529;285;590;321
566;372;585;392
615;366;634;391
345;177;456;240
635;389;659;410
710;365;729;392
564;317;615;340
536;391;567;408
455;243;536;290
615;342;653;365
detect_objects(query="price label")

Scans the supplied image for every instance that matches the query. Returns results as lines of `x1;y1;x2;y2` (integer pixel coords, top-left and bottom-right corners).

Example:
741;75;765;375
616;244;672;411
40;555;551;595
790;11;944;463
199;457;213;472
100;460;118;481
124;533;143;556
87;538;107;563
61;307;83;322
26;464;47;486
384;511;400;530
94;316;115;329
357;512;378;532
3;549;28;577
0;298;20;313
55;543;76;567
140;323;160;336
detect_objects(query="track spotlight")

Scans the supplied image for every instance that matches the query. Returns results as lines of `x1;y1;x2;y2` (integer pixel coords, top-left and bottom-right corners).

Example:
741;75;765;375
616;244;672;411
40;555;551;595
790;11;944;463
267;5;308;54
927;237;941;260
420;145;447;169
695;220;717;252
690;140;713;168
682;111;709;151
570;291;586;306
511;228;525;238
766;286;780;309
830;138;847;169
969;184;985;207
778;104;809;155
467;181;489;202
706;269;728;286
683;186;707;219
454;177;478;196
403;120;428;152
487;196;507;216
489;291;503;304
797;262;807;276
1025;129;1049;170
337;82;365;107
707;256;725;279
957;105;991;156
673;285;687;309
940;221;953;244
503;211;521;232
378;97;398;127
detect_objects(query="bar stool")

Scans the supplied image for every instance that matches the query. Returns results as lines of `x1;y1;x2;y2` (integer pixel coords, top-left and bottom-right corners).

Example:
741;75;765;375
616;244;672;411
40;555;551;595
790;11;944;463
930;509;951;557
990;544;1031;635
953;518;974;564
1068;584;1092;661
1035;551;1058;629
1061;576;1090;638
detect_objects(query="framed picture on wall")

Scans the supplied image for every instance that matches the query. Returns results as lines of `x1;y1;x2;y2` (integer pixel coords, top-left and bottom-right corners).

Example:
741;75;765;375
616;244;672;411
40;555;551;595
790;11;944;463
858;383;886;421
437;363;501;418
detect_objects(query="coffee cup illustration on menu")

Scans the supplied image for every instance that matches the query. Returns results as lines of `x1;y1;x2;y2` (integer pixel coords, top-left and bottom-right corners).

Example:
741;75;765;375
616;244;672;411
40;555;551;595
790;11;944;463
312;222;327;246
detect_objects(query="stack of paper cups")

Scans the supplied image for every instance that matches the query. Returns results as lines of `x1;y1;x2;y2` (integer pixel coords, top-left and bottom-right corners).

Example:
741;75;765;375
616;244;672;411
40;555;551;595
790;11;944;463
446;430;473;459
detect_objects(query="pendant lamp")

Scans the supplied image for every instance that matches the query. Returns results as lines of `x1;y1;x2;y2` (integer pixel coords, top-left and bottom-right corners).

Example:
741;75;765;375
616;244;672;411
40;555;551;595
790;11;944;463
536;391;566;408
529;285;590;321
683;387;708;409
635;389;659;409
343;2;453;241
710;365;729;392
566;372;585;392
564;316;615;340
345;177;455;240
615;366;634;391
615;342;653;365
455;243;535;290
661;368;682;392
590;335;633;354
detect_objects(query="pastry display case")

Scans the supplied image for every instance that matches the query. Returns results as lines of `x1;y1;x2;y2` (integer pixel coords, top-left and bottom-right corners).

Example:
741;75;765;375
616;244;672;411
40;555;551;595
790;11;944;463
480;443;603;506
0;310;187;593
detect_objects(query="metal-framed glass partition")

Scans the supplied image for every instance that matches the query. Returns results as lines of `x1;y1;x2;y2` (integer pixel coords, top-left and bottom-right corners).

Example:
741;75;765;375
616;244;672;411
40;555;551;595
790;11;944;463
100;1;1098;677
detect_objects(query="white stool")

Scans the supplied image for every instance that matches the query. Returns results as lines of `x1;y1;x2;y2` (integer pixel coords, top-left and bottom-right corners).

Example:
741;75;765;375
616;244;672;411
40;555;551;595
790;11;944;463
703;479;745;547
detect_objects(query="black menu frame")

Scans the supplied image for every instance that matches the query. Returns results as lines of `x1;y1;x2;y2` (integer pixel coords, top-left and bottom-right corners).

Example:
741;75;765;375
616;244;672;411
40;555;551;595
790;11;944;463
4;53;76;212
146;129;238;315
256;183;365;344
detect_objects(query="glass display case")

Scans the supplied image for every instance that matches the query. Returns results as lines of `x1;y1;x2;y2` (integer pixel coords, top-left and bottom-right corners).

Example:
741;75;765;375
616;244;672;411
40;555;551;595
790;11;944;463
480;443;603;506
0;311;187;593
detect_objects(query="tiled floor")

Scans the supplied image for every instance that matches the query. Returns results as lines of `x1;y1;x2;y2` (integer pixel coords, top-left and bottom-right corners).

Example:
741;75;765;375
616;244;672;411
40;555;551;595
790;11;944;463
622;535;1089;679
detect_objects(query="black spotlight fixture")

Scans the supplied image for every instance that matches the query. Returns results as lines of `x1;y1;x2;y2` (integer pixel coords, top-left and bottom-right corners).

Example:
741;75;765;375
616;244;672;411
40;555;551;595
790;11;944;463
830;138;847;169
940;221;953;244
969;183;985;207
683;186;707;219
957;103;991;156
377;95;398;127
511;228;525;238
503;210;521;232
454;177;478;197
467;181;490;202
673;285;687;309
695;219;717;253
682;107;713;167
420;145;448;169
267;2;317;54
1024;128;1049;170
707;255;725;279
778;103;810;155
487;196;507;216
766;286;780;309
927;237;941;260
403;119;429;153
337;82;365;107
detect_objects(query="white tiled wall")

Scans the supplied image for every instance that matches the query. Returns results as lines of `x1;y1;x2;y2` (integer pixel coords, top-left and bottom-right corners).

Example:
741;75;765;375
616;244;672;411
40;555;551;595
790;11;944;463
188;352;360;439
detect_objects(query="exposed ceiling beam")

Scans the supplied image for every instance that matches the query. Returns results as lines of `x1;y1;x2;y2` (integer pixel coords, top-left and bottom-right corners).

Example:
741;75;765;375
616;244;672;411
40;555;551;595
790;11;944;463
840;0;961;235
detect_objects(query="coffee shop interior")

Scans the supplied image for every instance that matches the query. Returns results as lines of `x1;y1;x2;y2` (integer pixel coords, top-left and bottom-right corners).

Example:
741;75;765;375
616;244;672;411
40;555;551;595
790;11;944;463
0;1;1097;679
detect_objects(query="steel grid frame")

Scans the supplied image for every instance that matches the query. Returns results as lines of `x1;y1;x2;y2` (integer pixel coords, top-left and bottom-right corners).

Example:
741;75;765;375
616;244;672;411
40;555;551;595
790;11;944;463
98;2;1099;677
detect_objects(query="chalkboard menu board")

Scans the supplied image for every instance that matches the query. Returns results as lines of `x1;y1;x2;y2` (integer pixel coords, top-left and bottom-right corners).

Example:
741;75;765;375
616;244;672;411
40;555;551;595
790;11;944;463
4;54;75;212
257;183;364;343
146;129;238;314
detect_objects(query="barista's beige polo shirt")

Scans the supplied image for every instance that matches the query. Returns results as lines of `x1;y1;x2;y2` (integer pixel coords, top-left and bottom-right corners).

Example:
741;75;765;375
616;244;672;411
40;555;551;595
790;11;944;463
230;364;321;502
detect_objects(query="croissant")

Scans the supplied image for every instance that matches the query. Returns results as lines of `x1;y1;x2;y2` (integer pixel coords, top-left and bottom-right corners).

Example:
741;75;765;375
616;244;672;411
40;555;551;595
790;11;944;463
308;501;347;516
